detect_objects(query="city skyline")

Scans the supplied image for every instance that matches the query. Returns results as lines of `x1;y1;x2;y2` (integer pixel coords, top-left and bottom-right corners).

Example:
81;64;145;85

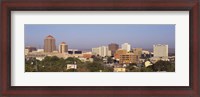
25;24;175;50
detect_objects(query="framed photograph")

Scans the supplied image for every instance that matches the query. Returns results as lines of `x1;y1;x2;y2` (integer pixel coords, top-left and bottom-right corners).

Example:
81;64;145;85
1;0;199;96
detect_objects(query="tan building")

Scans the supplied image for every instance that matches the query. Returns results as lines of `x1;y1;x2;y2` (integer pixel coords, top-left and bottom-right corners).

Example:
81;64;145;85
25;49;29;55
59;42;68;54
108;43;119;56
44;35;56;52
114;67;126;72
113;64;126;72
133;48;142;57
119;53;139;64
114;49;127;60
153;44;168;57
83;54;92;58
25;52;48;61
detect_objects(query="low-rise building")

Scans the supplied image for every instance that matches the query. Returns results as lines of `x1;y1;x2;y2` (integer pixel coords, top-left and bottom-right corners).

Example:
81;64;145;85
150;56;169;63
144;61;153;67
114;49;127;60
142;50;150;54
79;57;93;62
25;46;37;52
37;49;44;52
25;52;48;61
83;53;92;59
113;64;126;72
66;64;77;70
67;54;83;58
119;53;139;64
26;51;69;60
133;48;142;57
25;49;29;55
114;67;126;72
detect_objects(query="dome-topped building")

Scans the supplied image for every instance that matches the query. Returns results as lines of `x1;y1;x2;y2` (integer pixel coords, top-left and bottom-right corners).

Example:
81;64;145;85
59;42;68;54
44;35;56;52
46;35;54;39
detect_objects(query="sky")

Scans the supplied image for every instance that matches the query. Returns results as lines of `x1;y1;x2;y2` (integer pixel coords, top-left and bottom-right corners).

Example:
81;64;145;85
25;24;175;50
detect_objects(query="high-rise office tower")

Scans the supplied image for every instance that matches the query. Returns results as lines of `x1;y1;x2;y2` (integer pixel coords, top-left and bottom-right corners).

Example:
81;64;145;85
92;46;111;57
44;35;56;53
59;42;68;54
108;43;119;56
153;44;168;57
121;43;131;52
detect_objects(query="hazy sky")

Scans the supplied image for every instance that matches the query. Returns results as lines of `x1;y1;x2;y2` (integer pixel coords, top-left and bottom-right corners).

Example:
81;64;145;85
25;24;175;50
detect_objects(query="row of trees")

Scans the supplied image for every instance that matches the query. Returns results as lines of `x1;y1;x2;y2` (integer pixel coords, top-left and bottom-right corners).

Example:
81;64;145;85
126;60;175;72
25;56;175;72
25;56;113;72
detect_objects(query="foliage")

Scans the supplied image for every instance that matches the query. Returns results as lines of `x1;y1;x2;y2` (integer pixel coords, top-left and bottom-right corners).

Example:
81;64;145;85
140;66;154;72
152;60;175;72
25;64;35;72
86;62;103;72
126;63;138;72
107;57;113;63
66;69;77;72
103;66;113;72
25;56;175;72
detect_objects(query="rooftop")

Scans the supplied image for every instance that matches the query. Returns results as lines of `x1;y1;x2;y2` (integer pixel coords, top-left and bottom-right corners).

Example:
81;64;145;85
46;35;55;39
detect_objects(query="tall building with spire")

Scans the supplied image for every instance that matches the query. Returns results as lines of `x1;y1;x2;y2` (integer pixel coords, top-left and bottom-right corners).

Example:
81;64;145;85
59;42;68;54
44;35;56;52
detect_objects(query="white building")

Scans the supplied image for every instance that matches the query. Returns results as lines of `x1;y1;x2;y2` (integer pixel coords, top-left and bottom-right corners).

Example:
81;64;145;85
66;64;77;70
92;46;111;57
25;49;29;55
121;43;131;52
153;44;168;57
142;50;150;54
79;57;94;62
37;49;44;52
92;47;100;55
82;52;92;54
144;61;153;67
68;49;78;51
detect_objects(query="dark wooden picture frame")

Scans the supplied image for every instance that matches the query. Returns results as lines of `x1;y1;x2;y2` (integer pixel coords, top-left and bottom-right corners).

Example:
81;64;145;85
0;0;199;96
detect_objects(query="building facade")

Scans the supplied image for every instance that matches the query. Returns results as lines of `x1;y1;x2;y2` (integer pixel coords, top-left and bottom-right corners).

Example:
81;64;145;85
114;49;127;60
119;53;139;64
59;42;68;54
92;47;99;55
121;43;131;52
44;35;56;53
153;44;168;57
25;46;37;52
66;64;77;70
113;67;126;72
133;48;143;57
92;46;111;57
144;61;153;67
108;43;119;56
